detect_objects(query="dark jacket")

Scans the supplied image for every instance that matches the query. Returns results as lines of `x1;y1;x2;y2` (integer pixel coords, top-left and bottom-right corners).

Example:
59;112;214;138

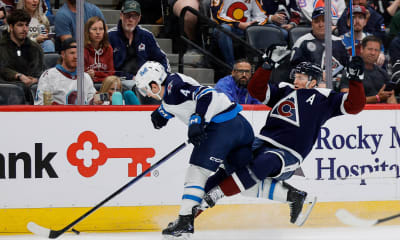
0;32;44;82
336;6;386;41
108;20;170;80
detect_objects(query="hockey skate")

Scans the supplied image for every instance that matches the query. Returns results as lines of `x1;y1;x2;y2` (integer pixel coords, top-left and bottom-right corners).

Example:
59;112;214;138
285;182;317;226
162;207;196;240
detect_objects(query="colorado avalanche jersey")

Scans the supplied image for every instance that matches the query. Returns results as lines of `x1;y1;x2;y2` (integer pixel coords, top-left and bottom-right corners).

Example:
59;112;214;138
211;0;268;26
160;73;240;125
34;66;96;105
258;82;348;162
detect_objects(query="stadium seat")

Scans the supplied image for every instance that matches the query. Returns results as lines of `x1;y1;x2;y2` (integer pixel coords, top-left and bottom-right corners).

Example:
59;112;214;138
245;25;287;63
289;26;311;48
0;83;26;105
43;53;60;69
246;25;287;51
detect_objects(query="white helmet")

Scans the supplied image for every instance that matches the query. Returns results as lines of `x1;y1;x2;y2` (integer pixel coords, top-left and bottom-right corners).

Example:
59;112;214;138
135;61;167;100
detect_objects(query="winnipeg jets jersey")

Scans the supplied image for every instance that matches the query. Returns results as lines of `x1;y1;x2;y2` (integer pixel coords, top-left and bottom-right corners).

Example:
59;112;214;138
258;82;348;162
34;67;96;105
211;0;268;25
159;73;239;125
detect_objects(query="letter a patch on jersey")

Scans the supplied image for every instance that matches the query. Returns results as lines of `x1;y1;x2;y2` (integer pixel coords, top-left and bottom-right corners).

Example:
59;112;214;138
270;91;300;127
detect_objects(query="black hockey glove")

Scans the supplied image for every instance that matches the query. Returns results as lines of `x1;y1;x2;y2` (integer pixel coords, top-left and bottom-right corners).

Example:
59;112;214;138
346;56;364;82
188;113;207;146
151;107;169;129
261;44;291;70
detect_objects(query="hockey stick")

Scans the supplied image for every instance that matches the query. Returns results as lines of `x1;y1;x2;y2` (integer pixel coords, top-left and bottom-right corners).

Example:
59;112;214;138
27;141;188;239
336;209;400;227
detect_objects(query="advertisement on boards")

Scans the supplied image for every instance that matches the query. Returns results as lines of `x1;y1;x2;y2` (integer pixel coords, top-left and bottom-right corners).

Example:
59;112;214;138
0;108;399;209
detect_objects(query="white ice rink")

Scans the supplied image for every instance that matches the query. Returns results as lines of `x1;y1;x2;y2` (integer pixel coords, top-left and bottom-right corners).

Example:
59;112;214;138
1;226;400;240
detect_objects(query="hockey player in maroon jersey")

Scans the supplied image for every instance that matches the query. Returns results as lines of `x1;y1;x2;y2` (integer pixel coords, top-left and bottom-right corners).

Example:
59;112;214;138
199;44;366;226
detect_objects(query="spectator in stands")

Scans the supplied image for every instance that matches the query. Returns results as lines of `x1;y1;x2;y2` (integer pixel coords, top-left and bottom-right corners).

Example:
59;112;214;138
169;0;199;52
43;0;53;24
291;7;349;82
341;5;385;66
389;32;400;65
388;9;400;39
261;0;301;40
16;0;55;53
35;38;96;105
108;0;170;80
211;0;268;67
84;16;115;82
0;9;44;103
215;58;261;104
0;2;6;30
340;35;397;103
93;75;140;105
54;0;105;50
368;0;400;26
336;0;386;41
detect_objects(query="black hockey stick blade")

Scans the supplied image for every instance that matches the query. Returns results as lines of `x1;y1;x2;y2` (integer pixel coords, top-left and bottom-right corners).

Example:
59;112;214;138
336;209;400;227
27;141;188;239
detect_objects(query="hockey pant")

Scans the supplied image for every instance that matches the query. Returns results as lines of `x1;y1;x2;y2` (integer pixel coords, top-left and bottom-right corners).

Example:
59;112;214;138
180;114;254;215
207;145;300;202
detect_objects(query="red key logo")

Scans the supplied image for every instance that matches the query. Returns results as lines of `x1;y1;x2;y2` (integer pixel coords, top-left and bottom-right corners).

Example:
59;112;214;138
67;131;155;177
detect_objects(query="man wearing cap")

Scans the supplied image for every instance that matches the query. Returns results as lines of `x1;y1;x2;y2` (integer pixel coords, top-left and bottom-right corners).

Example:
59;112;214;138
290;7;349;89
34;38;96;105
340;35;397;104
0;9;44;103
108;0;170;81
341;5;386;67
336;0;385;41
54;0;105;51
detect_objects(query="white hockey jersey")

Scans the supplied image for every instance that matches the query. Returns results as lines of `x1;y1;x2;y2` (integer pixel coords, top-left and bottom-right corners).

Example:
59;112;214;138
159;73;240;125
34;66;96;105
211;0;268;25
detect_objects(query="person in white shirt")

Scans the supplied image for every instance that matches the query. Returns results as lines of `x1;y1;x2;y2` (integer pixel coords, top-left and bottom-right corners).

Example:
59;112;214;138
34;38;96;105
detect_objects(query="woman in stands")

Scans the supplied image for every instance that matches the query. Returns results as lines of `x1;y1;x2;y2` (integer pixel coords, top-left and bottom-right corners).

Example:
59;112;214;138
84;16;115;83
93;75;140;105
16;0;55;53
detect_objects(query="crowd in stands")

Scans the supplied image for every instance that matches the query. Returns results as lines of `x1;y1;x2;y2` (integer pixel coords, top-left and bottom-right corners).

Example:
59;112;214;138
0;0;399;106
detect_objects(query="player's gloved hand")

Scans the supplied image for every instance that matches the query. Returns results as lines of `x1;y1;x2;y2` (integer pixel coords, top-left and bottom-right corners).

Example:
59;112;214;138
346;56;364;81
261;44;291;70
151;107;169;129
188;113;207;146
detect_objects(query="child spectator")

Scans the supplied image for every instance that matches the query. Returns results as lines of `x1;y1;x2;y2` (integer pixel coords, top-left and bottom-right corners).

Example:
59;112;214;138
93;75;140;105
84;16;115;82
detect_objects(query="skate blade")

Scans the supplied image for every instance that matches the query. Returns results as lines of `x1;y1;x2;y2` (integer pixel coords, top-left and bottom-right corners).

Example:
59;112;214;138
162;232;193;240
294;195;317;226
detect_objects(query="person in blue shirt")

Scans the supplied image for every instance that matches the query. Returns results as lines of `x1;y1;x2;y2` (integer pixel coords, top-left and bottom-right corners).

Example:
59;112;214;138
54;0;105;51
215;59;261;104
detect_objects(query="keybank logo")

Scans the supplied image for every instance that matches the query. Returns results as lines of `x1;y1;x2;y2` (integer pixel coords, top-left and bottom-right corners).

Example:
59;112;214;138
67;131;155;177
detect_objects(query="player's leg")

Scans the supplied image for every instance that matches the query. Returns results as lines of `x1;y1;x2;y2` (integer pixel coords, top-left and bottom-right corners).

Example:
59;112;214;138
163;118;249;238
202;147;284;205
162;164;212;239
241;178;315;225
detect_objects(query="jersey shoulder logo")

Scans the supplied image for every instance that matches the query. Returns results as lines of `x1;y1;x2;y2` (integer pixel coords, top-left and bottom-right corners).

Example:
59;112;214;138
270;91;300;127
167;81;173;95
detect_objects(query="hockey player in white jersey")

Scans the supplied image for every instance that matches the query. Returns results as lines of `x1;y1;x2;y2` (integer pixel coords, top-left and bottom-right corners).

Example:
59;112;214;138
135;61;255;239
199;45;366;226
